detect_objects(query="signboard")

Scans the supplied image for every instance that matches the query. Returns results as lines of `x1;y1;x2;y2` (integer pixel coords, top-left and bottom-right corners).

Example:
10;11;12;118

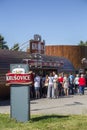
10;64;29;73
8;64;31;122
22;59;64;68
6;64;33;85
6;73;32;85
30;41;45;54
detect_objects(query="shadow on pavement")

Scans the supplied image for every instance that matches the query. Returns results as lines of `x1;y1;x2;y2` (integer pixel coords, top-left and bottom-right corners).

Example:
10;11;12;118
65;101;84;106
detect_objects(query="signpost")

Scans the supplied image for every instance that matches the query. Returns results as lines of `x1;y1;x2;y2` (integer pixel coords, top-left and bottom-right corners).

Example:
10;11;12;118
6;64;33;122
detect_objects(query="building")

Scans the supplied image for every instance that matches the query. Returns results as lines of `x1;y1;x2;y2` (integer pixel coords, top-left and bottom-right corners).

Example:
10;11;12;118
0;49;74;98
45;45;87;70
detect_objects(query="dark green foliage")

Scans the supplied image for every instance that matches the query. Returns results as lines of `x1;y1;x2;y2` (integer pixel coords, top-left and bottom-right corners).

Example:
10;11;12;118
11;43;19;51
78;40;87;46
0;35;9;49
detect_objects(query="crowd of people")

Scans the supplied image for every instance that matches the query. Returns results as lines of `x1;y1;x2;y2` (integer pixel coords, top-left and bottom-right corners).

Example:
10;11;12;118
30;71;87;99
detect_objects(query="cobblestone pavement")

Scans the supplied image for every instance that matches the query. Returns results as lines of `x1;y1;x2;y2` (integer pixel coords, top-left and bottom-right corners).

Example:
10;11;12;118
0;91;87;115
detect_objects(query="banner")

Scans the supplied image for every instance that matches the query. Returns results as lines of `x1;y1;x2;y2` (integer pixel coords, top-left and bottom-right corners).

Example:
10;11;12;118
6;73;33;85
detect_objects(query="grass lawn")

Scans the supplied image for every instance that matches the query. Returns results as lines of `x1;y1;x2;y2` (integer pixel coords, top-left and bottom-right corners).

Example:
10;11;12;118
0;114;87;130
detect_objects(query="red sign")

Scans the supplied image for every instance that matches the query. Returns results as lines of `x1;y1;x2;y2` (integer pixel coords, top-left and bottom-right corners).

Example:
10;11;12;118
6;73;33;85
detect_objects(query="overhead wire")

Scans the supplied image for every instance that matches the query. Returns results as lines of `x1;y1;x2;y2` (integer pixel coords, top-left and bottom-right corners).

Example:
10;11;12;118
11;40;29;51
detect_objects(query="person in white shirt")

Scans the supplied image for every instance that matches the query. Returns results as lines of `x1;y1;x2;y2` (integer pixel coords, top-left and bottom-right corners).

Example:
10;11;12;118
47;72;54;98
74;74;79;93
34;74;41;99
53;71;58;98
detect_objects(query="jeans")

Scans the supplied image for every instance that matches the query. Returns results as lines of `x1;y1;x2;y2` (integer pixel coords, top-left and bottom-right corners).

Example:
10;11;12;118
79;86;84;95
47;84;54;98
69;84;74;95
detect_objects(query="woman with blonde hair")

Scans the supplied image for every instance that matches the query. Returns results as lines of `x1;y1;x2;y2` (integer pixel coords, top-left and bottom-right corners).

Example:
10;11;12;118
44;74;49;97
63;74;69;96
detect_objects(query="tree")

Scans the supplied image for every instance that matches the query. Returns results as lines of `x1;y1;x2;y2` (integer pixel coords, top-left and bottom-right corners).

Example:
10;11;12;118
0;35;9;49
11;43;19;51
78;40;85;46
85;41;87;46
78;40;87;46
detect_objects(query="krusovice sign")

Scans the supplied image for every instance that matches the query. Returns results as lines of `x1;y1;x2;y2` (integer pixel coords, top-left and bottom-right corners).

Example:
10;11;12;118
6;73;33;85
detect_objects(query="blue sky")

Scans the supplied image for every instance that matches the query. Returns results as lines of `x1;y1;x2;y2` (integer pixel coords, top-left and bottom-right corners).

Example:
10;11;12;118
0;0;87;49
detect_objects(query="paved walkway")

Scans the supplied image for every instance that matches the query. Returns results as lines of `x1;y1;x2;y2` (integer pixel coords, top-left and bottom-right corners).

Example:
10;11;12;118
30;94;87;115
0;92;87;115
